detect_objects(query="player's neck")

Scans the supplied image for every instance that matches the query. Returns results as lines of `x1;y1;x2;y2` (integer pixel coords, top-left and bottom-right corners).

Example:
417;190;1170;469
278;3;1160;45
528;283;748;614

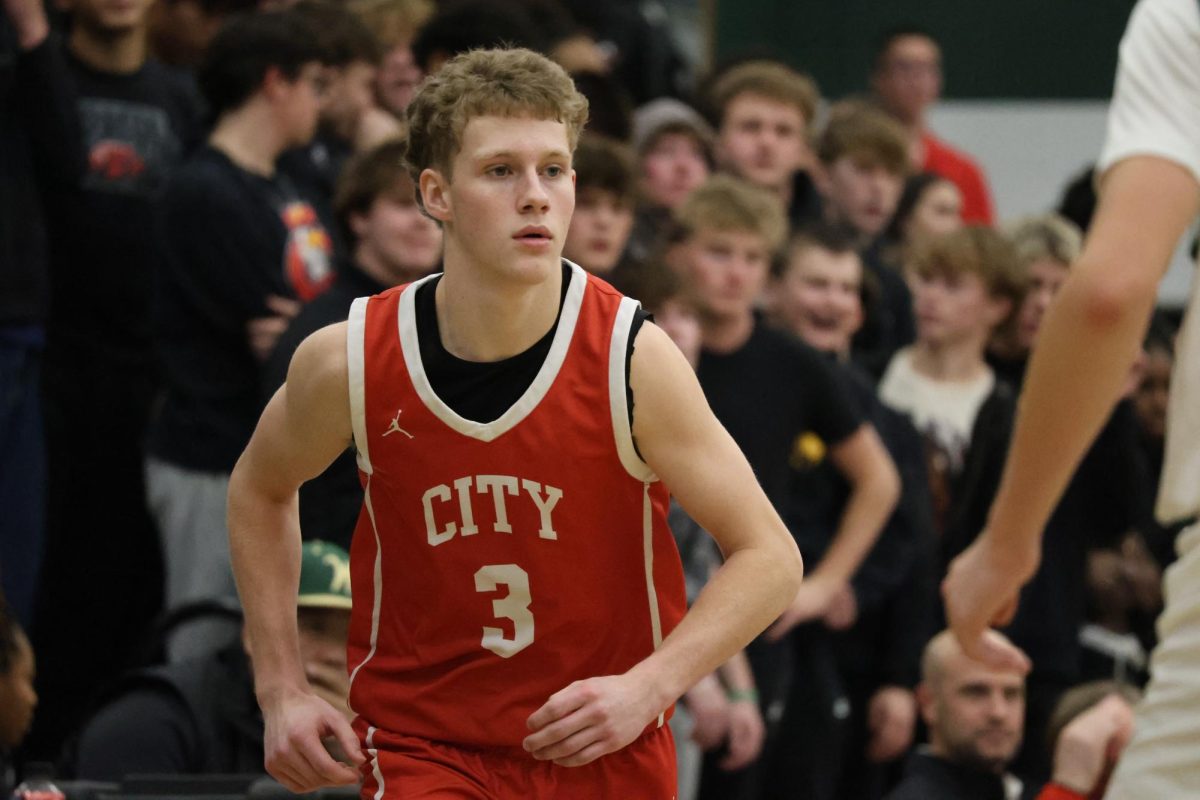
434;250;564;362
69;24;147;75
910;337;990;382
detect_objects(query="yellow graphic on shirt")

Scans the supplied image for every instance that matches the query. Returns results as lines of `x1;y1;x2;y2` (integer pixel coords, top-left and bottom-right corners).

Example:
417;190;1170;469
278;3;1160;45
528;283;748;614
790;431;827;470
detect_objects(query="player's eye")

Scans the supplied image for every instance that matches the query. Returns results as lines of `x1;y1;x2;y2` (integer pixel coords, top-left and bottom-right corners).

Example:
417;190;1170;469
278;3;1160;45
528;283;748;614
544;164;566;178
486;165;511;177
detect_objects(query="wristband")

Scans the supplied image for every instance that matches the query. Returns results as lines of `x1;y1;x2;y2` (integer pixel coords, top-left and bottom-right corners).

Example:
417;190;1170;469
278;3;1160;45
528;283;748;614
1036;783;1087;800
726;688;759;704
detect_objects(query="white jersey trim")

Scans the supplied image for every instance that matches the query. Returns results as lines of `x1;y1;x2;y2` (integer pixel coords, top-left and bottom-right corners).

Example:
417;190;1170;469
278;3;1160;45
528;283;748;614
609;296;657;482
396;262;587;442
642;482;666;729
347;297;372;475
366;726;385;800
348;479;384;691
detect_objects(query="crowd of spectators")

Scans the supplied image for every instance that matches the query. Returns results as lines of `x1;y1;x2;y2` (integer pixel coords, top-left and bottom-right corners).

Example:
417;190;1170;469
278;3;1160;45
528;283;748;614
0;0;1184;797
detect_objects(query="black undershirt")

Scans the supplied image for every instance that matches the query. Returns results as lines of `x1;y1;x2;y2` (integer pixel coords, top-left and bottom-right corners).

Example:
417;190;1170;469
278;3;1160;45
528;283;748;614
414;263;646;425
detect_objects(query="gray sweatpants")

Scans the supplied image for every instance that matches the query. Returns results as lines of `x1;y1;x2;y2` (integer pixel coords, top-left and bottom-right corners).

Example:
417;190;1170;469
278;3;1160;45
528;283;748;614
146;457;241;662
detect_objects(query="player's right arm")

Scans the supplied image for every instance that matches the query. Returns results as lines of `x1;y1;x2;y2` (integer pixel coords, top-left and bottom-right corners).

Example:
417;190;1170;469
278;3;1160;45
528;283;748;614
227;321;364;789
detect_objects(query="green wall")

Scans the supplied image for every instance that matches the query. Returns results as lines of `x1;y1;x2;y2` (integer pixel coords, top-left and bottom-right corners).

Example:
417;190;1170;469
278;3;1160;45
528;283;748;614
713;1;1137;99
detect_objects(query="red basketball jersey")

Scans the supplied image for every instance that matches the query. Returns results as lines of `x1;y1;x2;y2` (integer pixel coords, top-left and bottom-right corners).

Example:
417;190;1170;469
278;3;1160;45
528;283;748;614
345;263;687;748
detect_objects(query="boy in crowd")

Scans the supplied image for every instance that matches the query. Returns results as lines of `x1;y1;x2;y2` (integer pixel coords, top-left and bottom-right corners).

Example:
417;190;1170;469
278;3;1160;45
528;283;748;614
626;97;714;263
562;133;636;277
348;0;432;117
767;225;938;799
618;260;764;800
709;60;822;227
229;48;802;794
674;176;899;799
148;11;336;663
813;100;915;378
31;0;201;757
878;226;1024;536
987;215;1083;386
264;138;442;550
280;0;385;226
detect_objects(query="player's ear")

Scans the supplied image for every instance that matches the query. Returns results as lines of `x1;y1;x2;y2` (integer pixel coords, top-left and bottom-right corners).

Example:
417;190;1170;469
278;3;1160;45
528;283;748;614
420;168;452;224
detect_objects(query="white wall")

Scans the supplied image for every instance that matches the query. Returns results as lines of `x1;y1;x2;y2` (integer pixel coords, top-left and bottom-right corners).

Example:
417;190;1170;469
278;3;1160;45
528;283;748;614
930;100;1195;307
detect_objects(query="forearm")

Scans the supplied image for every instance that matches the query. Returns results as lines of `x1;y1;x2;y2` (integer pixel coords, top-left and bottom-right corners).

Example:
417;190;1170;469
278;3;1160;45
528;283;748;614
629;531;801;708
816;461;900;586
227;457;308;703
986;267;1156;551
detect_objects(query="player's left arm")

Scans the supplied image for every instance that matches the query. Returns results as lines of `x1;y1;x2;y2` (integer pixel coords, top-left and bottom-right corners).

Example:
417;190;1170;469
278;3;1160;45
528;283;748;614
524;323;803;766
767;423;899;640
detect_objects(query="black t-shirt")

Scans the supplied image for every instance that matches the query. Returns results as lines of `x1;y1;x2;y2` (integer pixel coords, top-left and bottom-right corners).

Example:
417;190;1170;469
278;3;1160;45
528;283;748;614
43;50;201;362
277;133;351;257
697;319;864;511
149;145;336;472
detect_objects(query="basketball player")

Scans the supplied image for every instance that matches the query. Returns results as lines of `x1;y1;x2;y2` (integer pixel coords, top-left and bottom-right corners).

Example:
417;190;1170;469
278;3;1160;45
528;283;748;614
227;48;804;796
942;0;1200;795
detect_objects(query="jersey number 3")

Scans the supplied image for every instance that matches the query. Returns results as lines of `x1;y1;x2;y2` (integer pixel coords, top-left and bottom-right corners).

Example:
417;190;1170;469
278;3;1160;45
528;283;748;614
474;564;534;658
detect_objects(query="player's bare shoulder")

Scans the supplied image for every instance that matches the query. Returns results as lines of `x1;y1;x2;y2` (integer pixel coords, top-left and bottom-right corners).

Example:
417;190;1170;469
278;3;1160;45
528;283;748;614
285;321;352;438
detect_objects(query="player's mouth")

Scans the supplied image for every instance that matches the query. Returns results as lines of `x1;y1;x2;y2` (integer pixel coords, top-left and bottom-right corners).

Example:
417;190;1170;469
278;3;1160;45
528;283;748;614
514;226;553;250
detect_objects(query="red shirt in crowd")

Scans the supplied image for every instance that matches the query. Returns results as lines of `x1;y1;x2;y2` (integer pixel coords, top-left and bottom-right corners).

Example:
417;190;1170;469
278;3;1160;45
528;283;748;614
921;130;996;225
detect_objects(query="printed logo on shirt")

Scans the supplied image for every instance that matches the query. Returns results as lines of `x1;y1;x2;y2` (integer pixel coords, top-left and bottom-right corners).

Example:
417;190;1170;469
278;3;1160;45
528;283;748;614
382;408;413;439
790;431;827;470
79;98;182;195
281;202;334;301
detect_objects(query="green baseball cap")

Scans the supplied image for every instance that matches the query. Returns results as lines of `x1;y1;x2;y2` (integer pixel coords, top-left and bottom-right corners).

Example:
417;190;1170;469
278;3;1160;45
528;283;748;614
298;540;352;610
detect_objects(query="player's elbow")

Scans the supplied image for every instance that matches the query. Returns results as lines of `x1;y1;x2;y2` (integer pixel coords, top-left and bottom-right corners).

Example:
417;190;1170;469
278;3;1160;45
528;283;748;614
773;530;805;601
1073;261;1160;332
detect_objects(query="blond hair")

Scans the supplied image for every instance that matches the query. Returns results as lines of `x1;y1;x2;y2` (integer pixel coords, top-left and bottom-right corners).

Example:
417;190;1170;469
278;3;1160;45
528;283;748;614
910;226;1026;315
816;100;910;176
348;0;433;49
402;48;589;200
710;61;820;135
1005;213;1082;270
674;174;788;254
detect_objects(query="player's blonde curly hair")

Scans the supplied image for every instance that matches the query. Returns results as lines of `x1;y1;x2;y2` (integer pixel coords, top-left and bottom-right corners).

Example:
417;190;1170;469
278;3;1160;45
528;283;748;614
402;47;589;212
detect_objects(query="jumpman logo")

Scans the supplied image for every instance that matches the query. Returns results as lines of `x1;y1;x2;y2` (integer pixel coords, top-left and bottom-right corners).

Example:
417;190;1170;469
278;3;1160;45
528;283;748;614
383;408;413;439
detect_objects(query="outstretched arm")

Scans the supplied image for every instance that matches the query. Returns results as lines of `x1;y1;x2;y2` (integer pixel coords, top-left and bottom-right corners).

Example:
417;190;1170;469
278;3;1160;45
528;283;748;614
523;323;803;766
228;322;365;789
943;154;1199;670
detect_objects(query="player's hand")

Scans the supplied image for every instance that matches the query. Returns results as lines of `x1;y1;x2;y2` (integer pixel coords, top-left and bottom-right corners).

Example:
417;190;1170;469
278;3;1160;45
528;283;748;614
941;532;1035;674
765;575;840;641
261;687;364;791
865;686;917;763
523;671;666;767
684;674;730;751
1050;693;1135;795
720;696;765;771
247;294;302;363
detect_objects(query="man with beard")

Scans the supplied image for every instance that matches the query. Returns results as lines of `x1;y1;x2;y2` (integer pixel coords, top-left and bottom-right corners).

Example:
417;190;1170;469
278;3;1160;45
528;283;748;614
886;630;1030;800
